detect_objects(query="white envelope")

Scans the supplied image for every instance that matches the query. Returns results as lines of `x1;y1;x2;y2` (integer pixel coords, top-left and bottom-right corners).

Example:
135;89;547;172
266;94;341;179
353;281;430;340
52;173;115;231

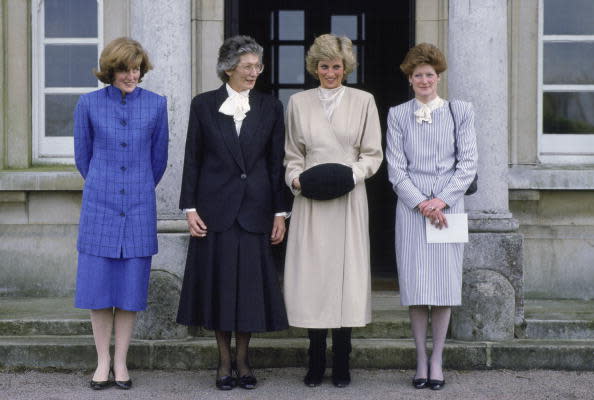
426;213;469;243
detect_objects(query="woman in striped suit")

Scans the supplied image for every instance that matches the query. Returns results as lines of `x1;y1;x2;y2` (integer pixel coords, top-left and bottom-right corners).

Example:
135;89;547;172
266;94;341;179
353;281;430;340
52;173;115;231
385;43;477;391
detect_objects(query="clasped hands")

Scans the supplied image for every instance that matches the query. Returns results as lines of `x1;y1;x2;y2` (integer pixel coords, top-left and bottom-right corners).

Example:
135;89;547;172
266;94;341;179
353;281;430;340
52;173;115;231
418;198;448;229
186;211;286;244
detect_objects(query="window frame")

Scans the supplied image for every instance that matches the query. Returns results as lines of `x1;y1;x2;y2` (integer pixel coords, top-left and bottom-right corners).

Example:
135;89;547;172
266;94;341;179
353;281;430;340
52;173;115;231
538;1;594;163
31;0;104;164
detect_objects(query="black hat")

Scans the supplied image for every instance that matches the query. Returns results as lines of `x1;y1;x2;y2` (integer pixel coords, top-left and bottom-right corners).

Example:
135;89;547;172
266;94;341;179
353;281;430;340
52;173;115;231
299;163;355;200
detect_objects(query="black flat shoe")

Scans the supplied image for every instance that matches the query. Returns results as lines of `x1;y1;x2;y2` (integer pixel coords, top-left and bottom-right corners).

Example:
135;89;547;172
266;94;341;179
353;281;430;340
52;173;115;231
89;379;111;390
412;377;429;389
90;367;113;390
215;374;236;390
429;379;445;390
114;379;132;390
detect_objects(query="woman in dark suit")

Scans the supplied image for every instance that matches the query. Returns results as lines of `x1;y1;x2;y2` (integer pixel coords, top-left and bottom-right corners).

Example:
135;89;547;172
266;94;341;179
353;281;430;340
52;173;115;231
176;35;289;391
74;37;169;390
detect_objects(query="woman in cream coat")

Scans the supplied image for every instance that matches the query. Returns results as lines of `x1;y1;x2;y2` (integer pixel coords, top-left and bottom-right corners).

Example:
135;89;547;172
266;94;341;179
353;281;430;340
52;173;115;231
283;34;383;388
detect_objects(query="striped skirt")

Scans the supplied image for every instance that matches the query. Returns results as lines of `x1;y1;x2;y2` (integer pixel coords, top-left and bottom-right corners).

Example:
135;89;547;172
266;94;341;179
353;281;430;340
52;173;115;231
395;199;464;306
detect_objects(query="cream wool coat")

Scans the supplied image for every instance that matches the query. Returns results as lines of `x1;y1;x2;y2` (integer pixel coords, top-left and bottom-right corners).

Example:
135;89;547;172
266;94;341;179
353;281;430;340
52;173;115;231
283;87;383;328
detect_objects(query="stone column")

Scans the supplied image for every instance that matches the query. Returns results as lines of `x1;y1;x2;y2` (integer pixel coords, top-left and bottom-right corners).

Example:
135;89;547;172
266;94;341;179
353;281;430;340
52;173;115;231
130;0;192;219
448;0;524;338
130;0;192;338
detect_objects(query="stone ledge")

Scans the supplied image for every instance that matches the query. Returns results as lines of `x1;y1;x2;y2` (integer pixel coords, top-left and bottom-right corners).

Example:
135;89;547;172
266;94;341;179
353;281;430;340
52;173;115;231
1;336;592;371
0;171;82;191
509;164;594;190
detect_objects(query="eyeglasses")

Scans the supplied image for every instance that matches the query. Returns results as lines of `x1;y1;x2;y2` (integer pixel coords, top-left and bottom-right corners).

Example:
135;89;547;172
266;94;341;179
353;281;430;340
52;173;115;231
237;63;265;74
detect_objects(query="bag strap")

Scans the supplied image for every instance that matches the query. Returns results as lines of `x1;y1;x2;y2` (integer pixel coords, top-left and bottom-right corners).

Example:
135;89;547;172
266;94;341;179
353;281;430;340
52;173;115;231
448;100;459;160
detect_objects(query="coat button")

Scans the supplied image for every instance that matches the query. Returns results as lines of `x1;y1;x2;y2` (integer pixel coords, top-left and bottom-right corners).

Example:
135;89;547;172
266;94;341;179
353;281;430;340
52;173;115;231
240;174;247;179
119;189;125;195
120;212;125;217
120;142;127;148
120;120;127;126
120;166;126;171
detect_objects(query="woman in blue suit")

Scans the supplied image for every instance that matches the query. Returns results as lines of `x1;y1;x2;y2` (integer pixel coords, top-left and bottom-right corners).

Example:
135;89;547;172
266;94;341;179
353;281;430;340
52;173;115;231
177;35;289;391
73;37;168;390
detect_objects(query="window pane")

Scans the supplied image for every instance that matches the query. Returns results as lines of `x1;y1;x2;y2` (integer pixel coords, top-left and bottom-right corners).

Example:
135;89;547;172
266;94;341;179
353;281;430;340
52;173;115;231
45;94;80;137
279;11;304;40
45;0;98;38
543;92;594;134
331;15;358;40
544;0;594;35
544;42;594;84
347;45;358;84
279;46;304;84
45;45;97;87
278;89;301;109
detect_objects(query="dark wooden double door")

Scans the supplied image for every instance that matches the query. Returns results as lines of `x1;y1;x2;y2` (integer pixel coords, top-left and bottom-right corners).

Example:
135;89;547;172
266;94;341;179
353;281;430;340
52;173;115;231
227;0;414;277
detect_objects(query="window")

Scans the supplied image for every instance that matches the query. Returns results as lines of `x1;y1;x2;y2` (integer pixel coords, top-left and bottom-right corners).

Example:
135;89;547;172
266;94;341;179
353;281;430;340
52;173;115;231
539;0;594;163
32;0;103;163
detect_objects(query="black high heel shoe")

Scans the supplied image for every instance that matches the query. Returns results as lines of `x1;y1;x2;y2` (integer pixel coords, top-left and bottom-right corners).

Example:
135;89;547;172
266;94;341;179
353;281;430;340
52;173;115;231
113;367;132;390
89;366;112;390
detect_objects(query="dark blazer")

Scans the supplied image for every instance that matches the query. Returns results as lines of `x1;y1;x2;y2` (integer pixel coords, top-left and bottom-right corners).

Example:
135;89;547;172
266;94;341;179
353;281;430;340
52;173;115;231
179;85;289;234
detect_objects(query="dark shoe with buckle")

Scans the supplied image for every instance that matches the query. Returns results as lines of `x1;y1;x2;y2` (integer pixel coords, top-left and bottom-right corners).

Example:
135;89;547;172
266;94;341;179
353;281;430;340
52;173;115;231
90;367;112;390
429;378;445;390
412;377;428;389
237;373;257;390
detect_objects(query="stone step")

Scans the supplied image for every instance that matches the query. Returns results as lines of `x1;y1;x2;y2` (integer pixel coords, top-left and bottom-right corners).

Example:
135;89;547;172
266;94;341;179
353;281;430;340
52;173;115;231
0;293;413;339
523;298;594;339
2;296;593;339
0;336;592;371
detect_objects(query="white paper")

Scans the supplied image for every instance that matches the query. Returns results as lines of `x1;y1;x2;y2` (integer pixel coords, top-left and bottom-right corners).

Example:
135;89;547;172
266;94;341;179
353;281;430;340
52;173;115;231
426;213;469;243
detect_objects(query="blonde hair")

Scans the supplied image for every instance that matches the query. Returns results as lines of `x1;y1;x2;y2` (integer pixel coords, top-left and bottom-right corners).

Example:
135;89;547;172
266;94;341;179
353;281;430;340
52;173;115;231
305;34;357;80
400;43;447;77
94;37;153;84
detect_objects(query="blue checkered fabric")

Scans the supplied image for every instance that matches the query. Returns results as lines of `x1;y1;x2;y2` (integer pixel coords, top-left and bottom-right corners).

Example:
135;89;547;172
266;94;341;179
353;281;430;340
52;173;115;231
74;85;169;258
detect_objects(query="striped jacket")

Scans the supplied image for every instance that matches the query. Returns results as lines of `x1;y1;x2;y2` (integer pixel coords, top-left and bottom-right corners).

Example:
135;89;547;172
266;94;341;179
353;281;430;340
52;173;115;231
386;99;477;209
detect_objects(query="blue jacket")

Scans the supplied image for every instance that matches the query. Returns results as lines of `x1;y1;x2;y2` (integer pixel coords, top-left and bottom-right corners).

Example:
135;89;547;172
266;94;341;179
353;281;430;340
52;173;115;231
74;85;169;258
179;85;289;233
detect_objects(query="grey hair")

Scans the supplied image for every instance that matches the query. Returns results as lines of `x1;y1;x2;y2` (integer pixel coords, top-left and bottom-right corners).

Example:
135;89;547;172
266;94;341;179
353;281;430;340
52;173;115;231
216;35;263;82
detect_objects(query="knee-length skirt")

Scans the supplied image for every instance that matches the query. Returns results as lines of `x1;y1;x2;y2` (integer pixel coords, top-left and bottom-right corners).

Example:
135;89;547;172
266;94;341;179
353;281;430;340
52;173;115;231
176;222;288;332
75;253;152;311
395;199;464;306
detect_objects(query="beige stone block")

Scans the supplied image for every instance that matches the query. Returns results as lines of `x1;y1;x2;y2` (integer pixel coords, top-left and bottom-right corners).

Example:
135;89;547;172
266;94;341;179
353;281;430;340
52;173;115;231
0;192;26;203
416;0;440;21
27;192;82;224
195;20;224;95
0;202;28;224
416;21;439;45
198;0;223;21
104;0;130;42
5;0;31;168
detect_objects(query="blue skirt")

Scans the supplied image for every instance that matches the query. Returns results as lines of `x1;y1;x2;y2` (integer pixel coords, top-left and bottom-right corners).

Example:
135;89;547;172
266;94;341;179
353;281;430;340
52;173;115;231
75;252;152;312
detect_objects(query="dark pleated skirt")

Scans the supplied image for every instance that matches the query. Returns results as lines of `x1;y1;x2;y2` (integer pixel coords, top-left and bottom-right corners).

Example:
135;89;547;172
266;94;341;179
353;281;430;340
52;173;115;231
176;222;288;332
75;252;152;312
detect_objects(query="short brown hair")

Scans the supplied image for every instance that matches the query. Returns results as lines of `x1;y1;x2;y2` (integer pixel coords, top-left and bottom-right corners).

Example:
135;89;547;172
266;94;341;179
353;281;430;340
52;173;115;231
400;43;447;77
305;34;357;80
94;37;153;84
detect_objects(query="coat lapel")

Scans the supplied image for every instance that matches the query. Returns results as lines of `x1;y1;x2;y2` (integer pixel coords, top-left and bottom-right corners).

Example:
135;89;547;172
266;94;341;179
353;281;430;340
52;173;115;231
214;85;246;172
